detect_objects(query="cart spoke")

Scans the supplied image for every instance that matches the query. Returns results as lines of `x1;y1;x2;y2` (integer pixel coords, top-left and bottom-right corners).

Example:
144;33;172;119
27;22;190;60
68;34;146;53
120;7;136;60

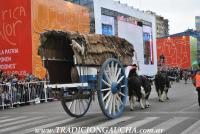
104;70;112;84
116;96;120;112
111;61;114;78
121;85;126;88
102;79;111;87
80;100;86;112
101;88;111;92
78;100;81;115
117;76;124;84
106;66;112;81
82;100;87;112
115;68;121;82
109;95;113;114
119;91;125;97
103;91;111;101
73;100;77;114
114;63;118;76
105;93;112;109
112;64;119;82
116;94;123;105
85;98;90;104
68;101;73;110
108;65;114;81
112;95;116;114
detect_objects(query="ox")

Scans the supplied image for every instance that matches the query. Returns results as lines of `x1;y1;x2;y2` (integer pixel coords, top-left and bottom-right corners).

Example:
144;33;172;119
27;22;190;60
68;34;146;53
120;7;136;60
154;72;170;102
128;69;152;110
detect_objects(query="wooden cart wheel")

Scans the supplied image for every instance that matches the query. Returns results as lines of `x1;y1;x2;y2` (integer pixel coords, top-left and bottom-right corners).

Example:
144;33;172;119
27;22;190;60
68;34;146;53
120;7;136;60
97;58;128;119
60;89;92;118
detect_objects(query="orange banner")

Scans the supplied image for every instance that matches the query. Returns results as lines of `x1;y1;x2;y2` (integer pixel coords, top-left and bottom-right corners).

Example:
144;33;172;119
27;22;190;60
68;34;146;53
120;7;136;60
157;36;191;69
31;0;90;79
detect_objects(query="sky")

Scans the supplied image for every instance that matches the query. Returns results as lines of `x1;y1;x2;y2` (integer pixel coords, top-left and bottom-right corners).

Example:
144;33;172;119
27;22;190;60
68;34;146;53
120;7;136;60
118;0;200;34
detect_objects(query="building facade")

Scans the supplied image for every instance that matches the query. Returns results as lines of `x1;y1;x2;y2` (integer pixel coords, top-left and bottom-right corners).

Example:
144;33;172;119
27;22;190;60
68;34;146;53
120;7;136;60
146;11;169;38
156;16;169;38
196;16;200;32
67;0;158;76
157;30;200;69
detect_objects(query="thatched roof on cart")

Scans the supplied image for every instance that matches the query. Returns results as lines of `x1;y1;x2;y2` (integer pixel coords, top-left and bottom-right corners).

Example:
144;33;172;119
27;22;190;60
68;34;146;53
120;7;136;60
38;30;134;66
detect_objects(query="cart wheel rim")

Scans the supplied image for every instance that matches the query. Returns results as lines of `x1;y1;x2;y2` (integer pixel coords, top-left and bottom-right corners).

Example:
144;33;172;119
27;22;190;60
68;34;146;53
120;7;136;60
98;58;127;119
61;90;92;118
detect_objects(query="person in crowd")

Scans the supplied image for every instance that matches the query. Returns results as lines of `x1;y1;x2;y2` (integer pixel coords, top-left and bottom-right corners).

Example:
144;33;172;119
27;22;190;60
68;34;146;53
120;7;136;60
180;68;183;80
192;63;200;107
183;69;189;84
0;69;3;77
0;71;49;109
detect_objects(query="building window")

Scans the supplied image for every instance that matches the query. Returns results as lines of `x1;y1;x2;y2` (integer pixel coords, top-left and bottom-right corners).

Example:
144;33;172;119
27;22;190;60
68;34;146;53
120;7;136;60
143;32;153;65
102;24;113;35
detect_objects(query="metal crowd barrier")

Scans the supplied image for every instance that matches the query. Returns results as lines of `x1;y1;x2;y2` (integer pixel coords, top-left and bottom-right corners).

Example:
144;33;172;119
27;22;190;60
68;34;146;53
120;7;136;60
0;81;53;110
0;83;10;110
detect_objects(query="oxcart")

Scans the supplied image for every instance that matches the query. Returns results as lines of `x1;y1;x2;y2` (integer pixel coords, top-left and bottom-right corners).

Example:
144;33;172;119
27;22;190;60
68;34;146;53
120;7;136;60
38;30;134;119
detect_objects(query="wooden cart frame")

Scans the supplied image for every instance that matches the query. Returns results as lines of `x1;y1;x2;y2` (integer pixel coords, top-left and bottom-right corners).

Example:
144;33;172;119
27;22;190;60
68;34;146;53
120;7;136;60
39;30;134;119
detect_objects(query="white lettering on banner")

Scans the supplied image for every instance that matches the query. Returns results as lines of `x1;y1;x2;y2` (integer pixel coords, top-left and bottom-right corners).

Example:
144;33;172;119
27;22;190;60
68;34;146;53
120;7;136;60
0;48;19;55
0;57;11;63
0;6;26;46
0;64;16;69
0;48;19;71
6;70;26;75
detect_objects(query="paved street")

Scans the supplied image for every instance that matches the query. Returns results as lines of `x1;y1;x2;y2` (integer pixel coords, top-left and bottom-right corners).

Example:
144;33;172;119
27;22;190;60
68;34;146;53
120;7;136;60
0;80;200;134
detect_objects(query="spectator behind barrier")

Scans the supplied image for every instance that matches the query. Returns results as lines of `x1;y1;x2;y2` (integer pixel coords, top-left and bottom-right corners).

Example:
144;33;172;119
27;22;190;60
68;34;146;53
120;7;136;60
0;70;51;109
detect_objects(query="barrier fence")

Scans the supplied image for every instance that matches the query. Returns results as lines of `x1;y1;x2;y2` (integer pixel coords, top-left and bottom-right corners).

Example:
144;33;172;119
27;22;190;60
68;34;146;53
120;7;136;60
0;81;53;110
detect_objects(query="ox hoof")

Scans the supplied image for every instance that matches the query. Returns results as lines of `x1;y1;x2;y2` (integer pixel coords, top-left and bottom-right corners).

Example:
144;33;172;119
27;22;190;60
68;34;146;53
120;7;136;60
145;101;151;108
140;103;145;109
130;109;134;111
145;104;150;108
159;99;164;102
166;97;170;100
140;100;146;109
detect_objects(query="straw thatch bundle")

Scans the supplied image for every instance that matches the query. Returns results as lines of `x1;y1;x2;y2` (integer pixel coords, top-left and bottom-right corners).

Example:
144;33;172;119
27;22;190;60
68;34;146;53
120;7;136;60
38;30;134;66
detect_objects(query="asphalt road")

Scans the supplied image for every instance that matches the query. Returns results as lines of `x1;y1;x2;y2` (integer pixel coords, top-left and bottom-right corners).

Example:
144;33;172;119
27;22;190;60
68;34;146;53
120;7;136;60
0;80;200;134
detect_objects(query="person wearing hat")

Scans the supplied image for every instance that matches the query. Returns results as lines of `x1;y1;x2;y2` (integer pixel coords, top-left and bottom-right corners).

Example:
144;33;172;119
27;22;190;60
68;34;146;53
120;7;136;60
128;64;138;78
